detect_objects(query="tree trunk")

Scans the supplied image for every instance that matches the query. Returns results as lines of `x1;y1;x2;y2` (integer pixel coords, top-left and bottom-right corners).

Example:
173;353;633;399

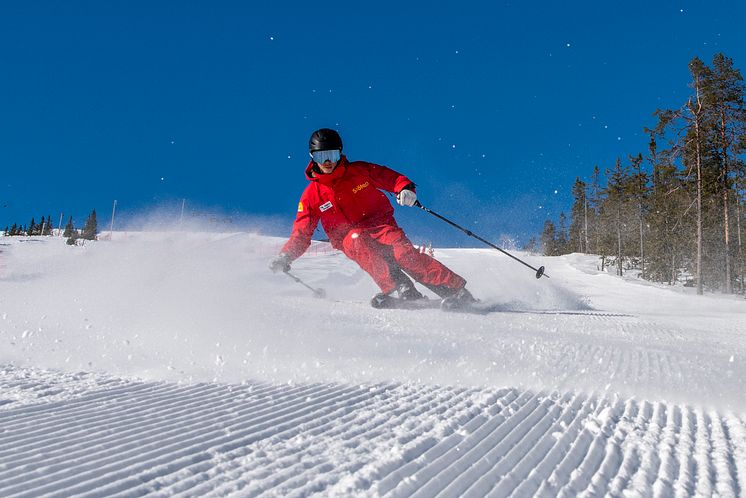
639;206;645;278
671;254;677;286
724;184;732;293
720;110;732;293
584;196;589;254
616;208;623;277
690;92;705;295
695;133;703;295
737;199;744;294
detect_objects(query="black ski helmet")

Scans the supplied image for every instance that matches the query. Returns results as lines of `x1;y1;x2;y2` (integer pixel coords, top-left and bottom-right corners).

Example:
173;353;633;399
309;128;343;152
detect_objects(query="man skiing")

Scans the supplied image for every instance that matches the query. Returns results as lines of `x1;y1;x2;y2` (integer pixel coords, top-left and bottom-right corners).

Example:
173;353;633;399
270;128;476;309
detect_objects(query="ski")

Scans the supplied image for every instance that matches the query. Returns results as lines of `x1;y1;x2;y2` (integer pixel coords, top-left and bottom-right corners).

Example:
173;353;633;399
370;294;440;310
364;295;603;316
369;295;487;312
441;300;494;314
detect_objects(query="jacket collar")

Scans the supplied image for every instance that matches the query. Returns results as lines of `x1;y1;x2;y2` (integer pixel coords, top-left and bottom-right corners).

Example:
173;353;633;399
305;154;349;183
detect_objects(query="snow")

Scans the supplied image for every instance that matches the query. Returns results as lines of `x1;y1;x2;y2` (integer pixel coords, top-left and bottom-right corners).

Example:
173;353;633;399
1;232;745;496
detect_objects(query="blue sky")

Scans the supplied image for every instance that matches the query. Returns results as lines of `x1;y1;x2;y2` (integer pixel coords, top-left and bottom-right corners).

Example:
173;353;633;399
2;1;745;246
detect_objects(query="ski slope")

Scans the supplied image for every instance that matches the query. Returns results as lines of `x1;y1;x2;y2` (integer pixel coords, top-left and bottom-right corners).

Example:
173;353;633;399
1;232;745;497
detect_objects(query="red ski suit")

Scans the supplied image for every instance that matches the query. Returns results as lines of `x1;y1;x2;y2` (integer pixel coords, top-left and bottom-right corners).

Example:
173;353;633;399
281;156;466;295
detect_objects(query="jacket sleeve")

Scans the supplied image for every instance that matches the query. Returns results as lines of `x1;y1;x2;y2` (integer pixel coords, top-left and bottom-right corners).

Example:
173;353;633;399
281;188;320;261
358;162;415;194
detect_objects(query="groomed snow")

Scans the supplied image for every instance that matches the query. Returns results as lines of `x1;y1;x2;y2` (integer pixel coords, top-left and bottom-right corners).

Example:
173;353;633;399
1;232;745;496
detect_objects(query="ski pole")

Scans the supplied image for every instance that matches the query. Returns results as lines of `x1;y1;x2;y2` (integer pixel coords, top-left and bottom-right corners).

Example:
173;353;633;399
284;270;327;298
414;201;548;279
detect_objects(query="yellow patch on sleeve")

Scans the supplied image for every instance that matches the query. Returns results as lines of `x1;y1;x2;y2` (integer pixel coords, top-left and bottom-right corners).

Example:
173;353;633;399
297;201;304;212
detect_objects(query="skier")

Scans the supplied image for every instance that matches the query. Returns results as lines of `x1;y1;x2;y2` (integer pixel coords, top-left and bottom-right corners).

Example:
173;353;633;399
269;128;477;308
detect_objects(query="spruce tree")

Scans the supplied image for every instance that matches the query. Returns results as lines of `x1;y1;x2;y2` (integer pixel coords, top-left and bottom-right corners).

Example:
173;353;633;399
63;217;75;238
557;212;570;254
541;220;558;256
523;236;538;253
629;153;650;277
81;209;98;241
588;166;603;254
645;129;689;284
66;230;79;246
600;158;636;276
569;178;588;253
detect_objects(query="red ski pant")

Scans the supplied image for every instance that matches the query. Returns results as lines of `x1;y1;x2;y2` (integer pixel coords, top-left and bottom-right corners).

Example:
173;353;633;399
340;224;466;295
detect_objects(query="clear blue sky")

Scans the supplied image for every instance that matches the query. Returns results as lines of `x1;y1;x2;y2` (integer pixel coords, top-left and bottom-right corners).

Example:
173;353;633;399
2;1;745;246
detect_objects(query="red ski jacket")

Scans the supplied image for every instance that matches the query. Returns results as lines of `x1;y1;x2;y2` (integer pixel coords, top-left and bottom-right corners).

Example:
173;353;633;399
281;155;415;259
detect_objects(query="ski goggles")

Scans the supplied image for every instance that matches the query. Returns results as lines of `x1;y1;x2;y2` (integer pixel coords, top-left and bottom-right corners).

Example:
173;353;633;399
310;149;341;164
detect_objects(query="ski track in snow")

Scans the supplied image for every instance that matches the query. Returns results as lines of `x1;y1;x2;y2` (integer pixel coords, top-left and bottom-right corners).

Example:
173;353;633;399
1;233;746;496
0;365;744;497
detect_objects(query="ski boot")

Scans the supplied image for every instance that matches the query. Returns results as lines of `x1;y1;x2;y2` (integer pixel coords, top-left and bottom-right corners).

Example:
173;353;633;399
371;292;396;309
397;281;425;301
440;287;478;311
370;283;427;309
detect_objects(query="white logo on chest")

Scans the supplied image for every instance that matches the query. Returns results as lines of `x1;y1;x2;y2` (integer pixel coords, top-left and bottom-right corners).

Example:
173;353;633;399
319;201;333;212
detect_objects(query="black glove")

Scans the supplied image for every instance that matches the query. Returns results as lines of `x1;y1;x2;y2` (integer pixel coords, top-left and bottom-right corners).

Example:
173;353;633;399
269;253;292;273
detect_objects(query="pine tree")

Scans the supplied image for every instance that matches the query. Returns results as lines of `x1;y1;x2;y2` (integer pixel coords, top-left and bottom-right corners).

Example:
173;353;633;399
706;53;746;293
588;165;603;254
63;216;75;238
569;178;588;253
654;58;713;293
28;218;37;236
688;57;712;294
644;129;689;284
81;209;98;241
629;153;650;277
557;212;570;254
599;158;638;276
541;220;558;256
523;236;538;253
538;53;746;293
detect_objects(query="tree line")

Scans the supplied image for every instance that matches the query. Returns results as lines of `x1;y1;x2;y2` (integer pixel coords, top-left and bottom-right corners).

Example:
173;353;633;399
541;53;746;295
4;209;99;244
